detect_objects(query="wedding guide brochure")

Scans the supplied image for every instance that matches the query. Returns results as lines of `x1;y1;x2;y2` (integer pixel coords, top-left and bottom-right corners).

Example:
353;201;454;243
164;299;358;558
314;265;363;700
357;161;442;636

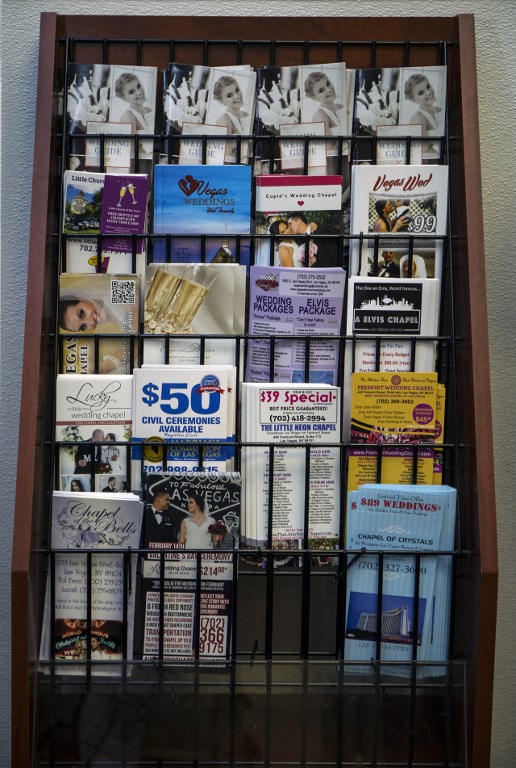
162;62;257;164
255;62;348;173
353;66;447;162
66;63;158;169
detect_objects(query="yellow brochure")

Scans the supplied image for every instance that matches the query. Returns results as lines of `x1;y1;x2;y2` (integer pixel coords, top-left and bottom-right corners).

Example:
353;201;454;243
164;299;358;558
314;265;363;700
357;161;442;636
348;371;438;491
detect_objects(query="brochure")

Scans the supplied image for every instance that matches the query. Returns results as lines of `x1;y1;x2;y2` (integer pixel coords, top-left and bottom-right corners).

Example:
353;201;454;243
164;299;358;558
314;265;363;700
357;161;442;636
55;373;132;493
246;265;346;385
142;263;246;367
153;164;252;262
348;371;439;490
241;383;341;551
131;364;237;482
39;491;142;675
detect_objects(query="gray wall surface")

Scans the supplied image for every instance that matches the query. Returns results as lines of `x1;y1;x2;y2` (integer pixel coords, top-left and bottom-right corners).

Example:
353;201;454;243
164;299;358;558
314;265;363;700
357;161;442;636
1;2;514;766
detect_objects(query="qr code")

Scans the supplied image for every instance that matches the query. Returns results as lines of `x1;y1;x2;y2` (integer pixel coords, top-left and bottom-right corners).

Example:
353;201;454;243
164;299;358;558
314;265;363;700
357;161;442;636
111;279;136;304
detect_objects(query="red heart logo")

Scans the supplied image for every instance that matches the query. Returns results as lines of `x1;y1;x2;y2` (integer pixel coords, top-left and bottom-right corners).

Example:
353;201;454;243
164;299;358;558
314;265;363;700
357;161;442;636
297;200;304;207
178;175;201;196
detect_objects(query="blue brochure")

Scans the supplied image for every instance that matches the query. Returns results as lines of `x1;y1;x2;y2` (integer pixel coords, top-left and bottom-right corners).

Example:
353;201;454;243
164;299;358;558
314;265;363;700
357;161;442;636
153;164;252;262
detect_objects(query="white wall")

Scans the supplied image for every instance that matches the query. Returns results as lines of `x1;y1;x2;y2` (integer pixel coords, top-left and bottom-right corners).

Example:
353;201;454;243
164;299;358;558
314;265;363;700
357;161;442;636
1;2;514;766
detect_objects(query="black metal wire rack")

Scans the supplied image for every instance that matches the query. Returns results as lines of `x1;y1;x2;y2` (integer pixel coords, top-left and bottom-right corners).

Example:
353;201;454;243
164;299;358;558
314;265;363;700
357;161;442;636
20;19;483;768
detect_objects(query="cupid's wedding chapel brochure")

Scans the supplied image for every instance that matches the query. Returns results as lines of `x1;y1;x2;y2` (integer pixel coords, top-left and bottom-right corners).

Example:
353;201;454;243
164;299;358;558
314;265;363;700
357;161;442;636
254;173;344;269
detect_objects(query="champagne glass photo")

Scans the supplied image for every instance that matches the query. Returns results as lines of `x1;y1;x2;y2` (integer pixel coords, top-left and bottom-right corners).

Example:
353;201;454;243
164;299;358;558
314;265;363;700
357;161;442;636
117;184;127;207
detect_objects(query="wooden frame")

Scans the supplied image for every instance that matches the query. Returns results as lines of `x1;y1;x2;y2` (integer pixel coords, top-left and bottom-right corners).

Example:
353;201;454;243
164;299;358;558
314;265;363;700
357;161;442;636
12;13;497;767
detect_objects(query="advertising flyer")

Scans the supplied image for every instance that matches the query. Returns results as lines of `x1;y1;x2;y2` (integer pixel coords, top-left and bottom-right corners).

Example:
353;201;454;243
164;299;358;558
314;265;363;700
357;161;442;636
139;471;240;663
40;491;142;676
142;263;246;368
345;484;456;670
132;365;236;477
255;174;343;269
58;273;140;376
246;266;346;385
241;383;341;550
153;164;252;261
348;371;438;490
55;373;132;493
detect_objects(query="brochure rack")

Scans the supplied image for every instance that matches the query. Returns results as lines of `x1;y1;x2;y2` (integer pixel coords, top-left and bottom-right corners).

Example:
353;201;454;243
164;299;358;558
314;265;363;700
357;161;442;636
12;13;497;768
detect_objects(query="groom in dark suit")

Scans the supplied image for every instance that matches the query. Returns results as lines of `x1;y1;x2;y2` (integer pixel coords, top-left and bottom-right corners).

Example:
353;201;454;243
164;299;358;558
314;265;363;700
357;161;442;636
142;489;183;547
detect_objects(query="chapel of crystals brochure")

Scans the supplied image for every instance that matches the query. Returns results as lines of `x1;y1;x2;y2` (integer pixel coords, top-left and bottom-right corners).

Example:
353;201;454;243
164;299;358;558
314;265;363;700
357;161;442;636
344;483;456;672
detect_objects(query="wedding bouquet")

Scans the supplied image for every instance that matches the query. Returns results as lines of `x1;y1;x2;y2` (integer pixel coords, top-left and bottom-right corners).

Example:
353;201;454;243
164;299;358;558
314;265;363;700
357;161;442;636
165;74;208;131
356;80;399;134
67;72;110;131
258;80;301;134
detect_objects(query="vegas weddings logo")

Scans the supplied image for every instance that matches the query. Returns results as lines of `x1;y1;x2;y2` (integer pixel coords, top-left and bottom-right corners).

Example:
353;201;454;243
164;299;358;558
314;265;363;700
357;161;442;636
177;174;235;208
